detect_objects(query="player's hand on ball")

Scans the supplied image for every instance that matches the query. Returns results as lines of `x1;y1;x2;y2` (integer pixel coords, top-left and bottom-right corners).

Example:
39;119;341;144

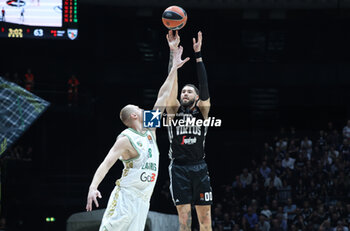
167;30;180;51
86;188;102;211
193;31;202;52
173;46;190;69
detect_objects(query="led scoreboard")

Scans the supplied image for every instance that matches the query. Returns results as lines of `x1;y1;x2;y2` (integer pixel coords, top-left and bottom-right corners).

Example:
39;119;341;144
0;0;78;40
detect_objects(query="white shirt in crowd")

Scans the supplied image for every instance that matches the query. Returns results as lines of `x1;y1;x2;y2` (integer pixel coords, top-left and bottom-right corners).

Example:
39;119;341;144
282;157;295;170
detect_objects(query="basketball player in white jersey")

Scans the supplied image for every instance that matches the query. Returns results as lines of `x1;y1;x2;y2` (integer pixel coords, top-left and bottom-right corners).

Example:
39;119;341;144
85;46;190;231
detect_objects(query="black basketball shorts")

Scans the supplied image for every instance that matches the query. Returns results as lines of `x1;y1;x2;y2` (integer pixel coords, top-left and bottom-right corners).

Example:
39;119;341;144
168;160;213;206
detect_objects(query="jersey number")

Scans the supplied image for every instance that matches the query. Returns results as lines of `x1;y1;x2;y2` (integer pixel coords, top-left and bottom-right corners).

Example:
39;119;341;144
204;192;212;201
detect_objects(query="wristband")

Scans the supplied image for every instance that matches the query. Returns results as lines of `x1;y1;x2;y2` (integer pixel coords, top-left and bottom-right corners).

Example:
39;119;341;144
195;51;202;59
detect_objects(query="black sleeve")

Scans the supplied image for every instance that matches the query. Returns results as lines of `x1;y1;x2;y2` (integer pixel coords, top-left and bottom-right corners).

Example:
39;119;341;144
196;61;210;101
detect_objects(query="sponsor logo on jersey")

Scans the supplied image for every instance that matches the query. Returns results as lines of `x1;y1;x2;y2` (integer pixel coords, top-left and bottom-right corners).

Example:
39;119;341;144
137;141;143;147
141;162;157;171
147;134;153;144
180;136;197;145
176;125;201;136
140;172;156;182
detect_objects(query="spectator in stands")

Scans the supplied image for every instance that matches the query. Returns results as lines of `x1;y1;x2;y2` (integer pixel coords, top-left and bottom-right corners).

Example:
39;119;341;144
264;171;282;190
329;146;340;159
242;206;259;231
270;215;285;231
294;152;306;171
274;146;284;161
222;212;235;230
317;130;327;148
279;179;292;203
256;213;270;231
282;152;295;170
24;68;34;92
260;161;271;180
210;121;350;231
314;145;323;160
328;129;340;147
270;200;279;218
212;203;224;229
233;224;242;231
261;204;272;220
273;159;284;177
320;219;332;231
343;120;350;141
265;181;278;204
276;137;288;152
323;148;333;168
233;175;244;190
301;136;313;156
67;74;80;106
264;142;274;161
240;168;253;187
287;139;299;154
283;198;297;222
339;139;350;161
333;220;349;231
301;200;313;221
345;204;350;225
294;178;307;204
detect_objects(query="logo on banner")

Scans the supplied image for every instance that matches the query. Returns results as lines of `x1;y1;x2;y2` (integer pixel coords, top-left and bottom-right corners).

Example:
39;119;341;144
67;29;78;40
6;0;25;7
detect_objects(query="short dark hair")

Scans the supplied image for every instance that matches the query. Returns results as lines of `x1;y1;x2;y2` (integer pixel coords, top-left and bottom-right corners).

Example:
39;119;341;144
182;84;199;95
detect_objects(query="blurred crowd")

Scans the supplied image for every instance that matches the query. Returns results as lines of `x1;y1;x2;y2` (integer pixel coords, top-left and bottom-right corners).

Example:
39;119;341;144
2;69;80;105
211;120;350;231
3;144;33;162
2;69;35;92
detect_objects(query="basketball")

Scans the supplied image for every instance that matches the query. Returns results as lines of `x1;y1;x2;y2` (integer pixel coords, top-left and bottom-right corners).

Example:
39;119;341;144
162;6;187;30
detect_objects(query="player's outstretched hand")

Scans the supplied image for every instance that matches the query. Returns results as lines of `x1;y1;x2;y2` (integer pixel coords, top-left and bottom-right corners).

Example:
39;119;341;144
86;188;102;211
193;31;202;52
167;30;180;51
172;46;190;69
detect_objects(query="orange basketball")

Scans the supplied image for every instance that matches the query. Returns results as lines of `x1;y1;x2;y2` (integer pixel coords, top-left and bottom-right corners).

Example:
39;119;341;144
162;6;187;30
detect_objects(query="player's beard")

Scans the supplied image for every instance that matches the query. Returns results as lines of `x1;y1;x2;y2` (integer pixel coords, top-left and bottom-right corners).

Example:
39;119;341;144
180;98;195;108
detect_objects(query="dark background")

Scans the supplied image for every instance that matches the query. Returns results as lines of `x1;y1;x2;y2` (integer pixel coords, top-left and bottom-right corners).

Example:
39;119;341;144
1;1;350;230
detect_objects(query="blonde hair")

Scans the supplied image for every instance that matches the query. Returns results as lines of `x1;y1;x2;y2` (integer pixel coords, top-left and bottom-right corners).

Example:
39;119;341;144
119;105;136;126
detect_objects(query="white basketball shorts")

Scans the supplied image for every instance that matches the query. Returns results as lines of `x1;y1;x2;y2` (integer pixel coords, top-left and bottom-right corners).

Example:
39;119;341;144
99;186;150;231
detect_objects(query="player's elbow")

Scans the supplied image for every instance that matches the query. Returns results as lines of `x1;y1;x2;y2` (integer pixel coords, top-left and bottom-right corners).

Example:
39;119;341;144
103;156;116;170
159;93;171;106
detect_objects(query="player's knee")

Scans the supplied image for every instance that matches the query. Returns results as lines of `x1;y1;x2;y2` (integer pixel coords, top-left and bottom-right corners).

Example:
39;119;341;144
178;210;191;224
197;208;211;226
198;213;211;225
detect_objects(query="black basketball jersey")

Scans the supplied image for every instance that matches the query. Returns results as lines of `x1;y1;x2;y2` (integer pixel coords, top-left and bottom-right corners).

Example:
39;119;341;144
167;105;208;164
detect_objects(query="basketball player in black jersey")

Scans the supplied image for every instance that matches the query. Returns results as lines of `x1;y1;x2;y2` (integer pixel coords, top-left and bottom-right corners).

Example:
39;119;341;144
166;30;212;231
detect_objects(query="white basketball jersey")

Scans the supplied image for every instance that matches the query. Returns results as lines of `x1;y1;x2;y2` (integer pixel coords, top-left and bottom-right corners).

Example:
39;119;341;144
115;128;159;199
